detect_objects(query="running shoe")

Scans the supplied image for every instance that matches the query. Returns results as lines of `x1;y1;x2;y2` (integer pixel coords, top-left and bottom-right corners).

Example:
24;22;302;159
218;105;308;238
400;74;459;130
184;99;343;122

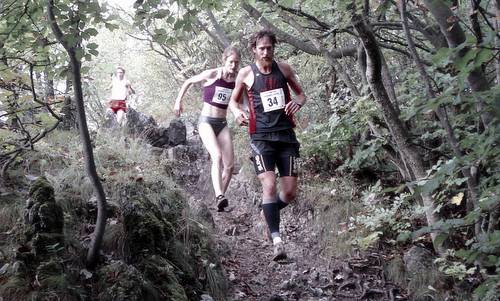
216;194;228;212
272;241;287;261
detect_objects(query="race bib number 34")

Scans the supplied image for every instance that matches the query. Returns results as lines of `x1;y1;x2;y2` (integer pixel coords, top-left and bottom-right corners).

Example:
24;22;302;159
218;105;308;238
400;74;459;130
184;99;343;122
260;88;286;112
212;86;232;105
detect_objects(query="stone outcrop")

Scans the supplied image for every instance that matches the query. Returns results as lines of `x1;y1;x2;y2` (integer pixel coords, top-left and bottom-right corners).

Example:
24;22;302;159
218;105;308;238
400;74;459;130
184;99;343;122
103;107;187;149
142;118;187;148
403;245;450;301
120;186;174;262
1;177;71;299
125;108;157;136
93;182;225;300
24;177;64;256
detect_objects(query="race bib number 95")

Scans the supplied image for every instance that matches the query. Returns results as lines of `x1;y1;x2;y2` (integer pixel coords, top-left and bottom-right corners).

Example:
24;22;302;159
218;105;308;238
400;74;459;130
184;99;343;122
212;86;232;105
260;88;286;112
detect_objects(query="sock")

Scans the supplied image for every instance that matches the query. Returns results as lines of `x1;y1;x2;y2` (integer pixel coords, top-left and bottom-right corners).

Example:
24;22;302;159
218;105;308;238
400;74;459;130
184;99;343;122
277;191;290;210
262;202;280;236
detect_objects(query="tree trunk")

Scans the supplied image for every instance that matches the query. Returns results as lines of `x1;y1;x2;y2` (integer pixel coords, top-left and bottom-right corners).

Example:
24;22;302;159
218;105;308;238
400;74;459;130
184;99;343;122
398;0;481;234
357;46;368;87
44;69;55;101
380;54;400;115
469;0;483;45
353;15;443;251
496;0;500;85
47;0;107;269
422;0;493;130
205;9;230;48
196;19;226;51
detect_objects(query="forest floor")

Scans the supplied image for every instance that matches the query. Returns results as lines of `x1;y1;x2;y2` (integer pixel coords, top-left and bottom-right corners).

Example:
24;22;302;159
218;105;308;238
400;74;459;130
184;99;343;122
183;158;409;301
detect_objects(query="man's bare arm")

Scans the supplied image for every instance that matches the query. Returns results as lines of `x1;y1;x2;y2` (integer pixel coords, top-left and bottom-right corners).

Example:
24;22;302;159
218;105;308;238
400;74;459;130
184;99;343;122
127;82;135;95
279;62;306;115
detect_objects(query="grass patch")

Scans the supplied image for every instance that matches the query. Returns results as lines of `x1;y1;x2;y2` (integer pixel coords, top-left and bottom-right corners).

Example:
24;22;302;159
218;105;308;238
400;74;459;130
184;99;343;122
300;175;363;258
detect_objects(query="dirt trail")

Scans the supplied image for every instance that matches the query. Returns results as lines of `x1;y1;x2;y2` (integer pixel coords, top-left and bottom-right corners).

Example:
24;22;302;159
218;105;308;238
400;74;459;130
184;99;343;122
184;159;407;301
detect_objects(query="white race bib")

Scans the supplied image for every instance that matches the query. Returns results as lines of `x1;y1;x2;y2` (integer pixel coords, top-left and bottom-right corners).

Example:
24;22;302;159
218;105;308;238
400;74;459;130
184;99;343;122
212;86;232;105
260;88;286;112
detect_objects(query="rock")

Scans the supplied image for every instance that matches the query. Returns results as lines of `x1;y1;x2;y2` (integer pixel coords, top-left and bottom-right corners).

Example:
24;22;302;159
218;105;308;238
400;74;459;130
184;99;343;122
191;202;215;229
23;177;65;254
120;186;174;262
25;196;64;235
140;119;186;148
200;294;214;301
311;287;324;297
279;279;296;290
166;241;203;299
167;119;186;146
35;260;64;288
137;255;188;301
37;202;64;233
102;110;120;129
403;246;440;301
143;127;170;148
167;144;203;187
403;246;434;273
11;260;27;276
86;197;119;219
97;260;156;301
233;290;247;300
28;177;55;203
0;263;9;275
125;108;157;136
168;143;199;162
32;233;64;256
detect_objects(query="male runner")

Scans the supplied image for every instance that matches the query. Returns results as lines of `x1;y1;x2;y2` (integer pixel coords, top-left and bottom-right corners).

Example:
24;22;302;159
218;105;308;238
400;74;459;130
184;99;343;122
229;30;306;260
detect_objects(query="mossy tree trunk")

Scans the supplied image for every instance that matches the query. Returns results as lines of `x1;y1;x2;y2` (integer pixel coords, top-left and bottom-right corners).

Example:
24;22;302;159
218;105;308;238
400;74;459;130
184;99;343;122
352;15;443;253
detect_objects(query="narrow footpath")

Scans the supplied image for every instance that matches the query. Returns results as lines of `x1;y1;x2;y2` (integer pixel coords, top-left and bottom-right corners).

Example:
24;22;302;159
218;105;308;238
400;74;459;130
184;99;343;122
182;150;408;301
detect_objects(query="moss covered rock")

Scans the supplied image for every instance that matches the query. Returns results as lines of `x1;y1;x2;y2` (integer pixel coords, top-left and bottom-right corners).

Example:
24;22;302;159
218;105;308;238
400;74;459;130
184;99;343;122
137;255;188;301
167;240;201;294
25;177;64;235
32;233;65;256
35;259;64;289
97;260;159;301
120;186;174;262
28;177;55;203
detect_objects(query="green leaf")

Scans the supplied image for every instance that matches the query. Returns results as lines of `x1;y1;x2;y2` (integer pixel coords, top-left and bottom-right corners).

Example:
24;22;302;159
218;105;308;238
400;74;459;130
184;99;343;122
415;177;441;194
104;23;119;31
434;233;448;248
358;231;382;249
473;48;492;68
455;48;476;72
154;9;169;19
396;231;412;242
154;28;167;35
65;34;78;48
432;47;453;66
75;48;84;61
84;28;99;36
166;16;175;24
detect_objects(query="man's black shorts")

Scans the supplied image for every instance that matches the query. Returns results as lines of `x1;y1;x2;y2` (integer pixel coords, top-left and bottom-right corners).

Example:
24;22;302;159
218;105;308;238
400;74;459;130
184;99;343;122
250;129;300;177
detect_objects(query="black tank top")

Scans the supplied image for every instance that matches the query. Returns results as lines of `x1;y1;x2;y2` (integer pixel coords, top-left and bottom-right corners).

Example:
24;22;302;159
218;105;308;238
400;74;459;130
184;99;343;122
248;61;295;134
